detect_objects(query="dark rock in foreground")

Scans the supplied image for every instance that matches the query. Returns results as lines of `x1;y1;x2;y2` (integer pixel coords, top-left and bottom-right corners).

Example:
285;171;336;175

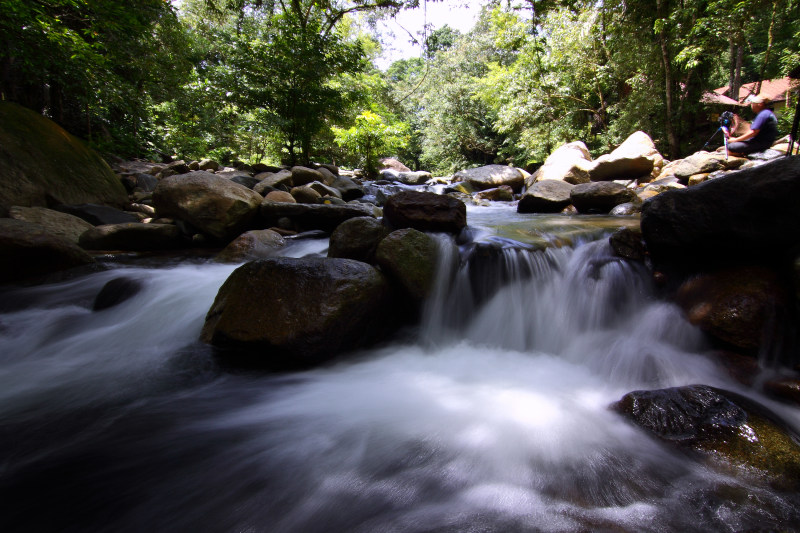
518;179;574;213
641;156;800;264
612;385;800;490
201;257;393;369
383;191;466;234
675;265;793;352
78;223;184;251
327;217;388;263
570;182;636;214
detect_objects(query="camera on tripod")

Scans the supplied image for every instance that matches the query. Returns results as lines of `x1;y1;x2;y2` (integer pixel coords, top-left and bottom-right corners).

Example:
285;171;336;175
719;111;735;129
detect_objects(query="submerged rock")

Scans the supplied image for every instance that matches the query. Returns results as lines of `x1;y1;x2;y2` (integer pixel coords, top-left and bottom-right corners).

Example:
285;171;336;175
612;385;800;490
93;277;144;310
201;257;393;369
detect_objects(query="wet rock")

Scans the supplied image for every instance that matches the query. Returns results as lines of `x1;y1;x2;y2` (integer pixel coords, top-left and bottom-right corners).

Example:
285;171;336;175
570;182;636;214
383;191;467;234
612;385;800;490
0;218;95;283
454;164;526;192
641;156;800;265
609;227;645;261
214;229;285;263
201;257;393;368
379;169;432;185
609;202;641;216
763;378;800;406
517;179;574;213
93;277;144;310
9;205;94;243
708;350;761;386
675;265;792;352
328;217;389;263
375;228;438;302
152;171;263;242
78;223;183;251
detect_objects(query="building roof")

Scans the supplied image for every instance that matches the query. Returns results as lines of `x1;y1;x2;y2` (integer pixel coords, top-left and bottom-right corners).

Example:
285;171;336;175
710;77;795;106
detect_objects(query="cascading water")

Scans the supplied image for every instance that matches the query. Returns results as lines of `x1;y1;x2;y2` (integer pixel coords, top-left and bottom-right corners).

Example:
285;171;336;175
1;207;799;533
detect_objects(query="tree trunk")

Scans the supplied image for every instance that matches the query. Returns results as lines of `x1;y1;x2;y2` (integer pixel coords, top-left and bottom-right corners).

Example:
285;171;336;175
656;1;679;159
755;0;779;95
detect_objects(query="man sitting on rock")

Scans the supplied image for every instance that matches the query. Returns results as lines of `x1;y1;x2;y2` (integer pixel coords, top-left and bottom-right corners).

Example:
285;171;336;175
724;94;778;156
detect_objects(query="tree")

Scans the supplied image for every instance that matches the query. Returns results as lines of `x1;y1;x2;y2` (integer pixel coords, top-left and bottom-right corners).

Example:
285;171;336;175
332;110;409;176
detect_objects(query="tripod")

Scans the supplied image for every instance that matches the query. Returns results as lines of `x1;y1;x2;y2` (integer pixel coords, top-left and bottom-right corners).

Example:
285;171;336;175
702;125;729;159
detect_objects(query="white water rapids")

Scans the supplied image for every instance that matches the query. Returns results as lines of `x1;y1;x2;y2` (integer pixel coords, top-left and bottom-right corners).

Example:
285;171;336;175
0;207;798;532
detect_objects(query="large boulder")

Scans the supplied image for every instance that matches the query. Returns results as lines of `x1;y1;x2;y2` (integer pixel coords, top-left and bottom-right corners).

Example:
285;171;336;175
641;156;800;264
383;191;467;234
214;229;285;263
570;182;636;214
675;265;792;352
612;385;800;489
0;218;95;283
375;228;439;302
78;223;184;251
454;165;526;192
260;201;375;233
0;102;128;210
517;180;574;213
587;131;660;182
8;206;94;243
380;157;411;172
254;169;293;193
328;217;389;263
290;166;325;186
200;257;393;368
531;142;593;185
152;171;263;242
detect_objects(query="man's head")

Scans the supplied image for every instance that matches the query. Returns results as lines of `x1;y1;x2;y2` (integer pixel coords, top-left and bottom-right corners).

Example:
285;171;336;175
746;94;770;111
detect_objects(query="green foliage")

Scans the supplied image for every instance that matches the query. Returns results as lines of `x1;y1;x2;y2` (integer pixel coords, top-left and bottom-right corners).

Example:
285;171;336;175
332;110;409;176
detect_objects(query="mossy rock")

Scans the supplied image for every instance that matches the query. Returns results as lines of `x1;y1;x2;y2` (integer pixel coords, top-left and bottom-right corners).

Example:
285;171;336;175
0;102;128;210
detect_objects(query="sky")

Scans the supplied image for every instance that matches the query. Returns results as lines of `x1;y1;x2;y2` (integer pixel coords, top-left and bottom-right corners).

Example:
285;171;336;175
373;0;483;69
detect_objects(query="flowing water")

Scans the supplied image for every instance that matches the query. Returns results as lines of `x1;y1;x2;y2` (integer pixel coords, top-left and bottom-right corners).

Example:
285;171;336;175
1;206;799;532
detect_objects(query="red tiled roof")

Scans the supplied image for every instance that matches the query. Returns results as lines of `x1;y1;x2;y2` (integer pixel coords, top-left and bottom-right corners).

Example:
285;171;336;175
712;77;796;104
701;92;741;105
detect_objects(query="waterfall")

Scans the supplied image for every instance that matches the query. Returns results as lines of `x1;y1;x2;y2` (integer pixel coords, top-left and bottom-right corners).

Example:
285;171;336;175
1;213;799;533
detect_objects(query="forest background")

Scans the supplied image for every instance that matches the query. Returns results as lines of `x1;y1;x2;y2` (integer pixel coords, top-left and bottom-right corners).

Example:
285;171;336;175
1;0;798;176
